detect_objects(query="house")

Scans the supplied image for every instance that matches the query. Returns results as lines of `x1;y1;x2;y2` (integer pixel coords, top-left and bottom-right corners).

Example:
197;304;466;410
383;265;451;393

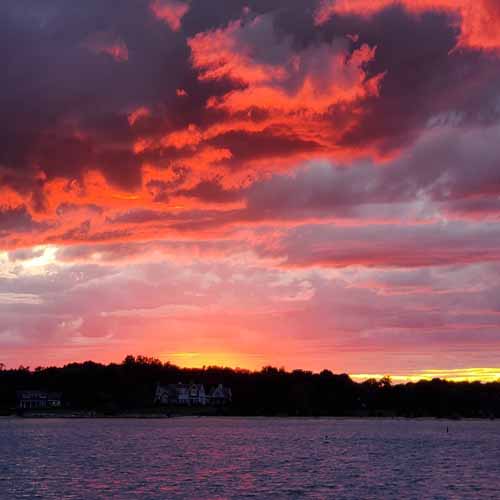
154;384;170;405
16;390;62;410
47;393;62;407
154;383;206;406
208;384;232;406
154;382;229;406
176;384;190;405
188;383;207;405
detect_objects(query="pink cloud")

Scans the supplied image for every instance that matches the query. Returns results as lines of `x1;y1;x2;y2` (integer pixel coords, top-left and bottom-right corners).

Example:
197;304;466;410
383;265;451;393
315;0;500;52
82;31;129;62
128;107;151;126
3;0;500;376
189;14;383;114
151;0;190;31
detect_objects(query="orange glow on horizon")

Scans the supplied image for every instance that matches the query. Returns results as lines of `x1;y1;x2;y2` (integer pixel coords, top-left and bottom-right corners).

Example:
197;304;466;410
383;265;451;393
158;352;500;383
160;351;265;370
351;368;500;383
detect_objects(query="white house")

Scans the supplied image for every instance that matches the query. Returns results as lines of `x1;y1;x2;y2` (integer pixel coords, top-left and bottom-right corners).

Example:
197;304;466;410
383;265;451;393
188;383;207;405
208;384;232;406
154;382;230;406
154;383;207;406
16;390;62;409
154;384;170;405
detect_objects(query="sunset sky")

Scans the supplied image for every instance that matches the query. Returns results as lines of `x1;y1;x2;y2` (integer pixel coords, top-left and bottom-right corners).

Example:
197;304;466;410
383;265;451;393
2;0;500;381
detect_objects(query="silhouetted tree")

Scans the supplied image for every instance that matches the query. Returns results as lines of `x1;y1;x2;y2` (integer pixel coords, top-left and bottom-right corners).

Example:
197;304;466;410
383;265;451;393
1;355;500;418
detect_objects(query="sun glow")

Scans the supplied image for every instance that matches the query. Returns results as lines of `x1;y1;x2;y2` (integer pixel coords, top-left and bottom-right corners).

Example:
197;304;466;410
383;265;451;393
0;246;60;277
352;368;500;383
164;351;263;370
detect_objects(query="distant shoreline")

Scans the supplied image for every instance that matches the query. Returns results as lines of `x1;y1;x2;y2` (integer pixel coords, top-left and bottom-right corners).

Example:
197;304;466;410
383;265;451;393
3;357;500;420
1;413;498;421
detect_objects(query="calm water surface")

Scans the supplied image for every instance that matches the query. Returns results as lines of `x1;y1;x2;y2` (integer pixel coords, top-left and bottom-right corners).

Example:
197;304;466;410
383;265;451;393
1;417;499;499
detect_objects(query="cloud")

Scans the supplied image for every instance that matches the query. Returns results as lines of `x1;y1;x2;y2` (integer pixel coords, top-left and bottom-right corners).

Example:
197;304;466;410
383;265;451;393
8;248;45;262
2;0;499;209
1;0;500;374
186;13;384;166
315;0;500;52
0;206;47;236
151;0;190;31
2;253;500;374
264;222;500;269
82;31;129;62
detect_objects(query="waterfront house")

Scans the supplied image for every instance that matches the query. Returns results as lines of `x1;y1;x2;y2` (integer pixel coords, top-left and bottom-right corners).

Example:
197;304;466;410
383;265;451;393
189;383;207;405
154;383;204;406
154;382;229;406
154;384;170;405
16;390;62;410
174;383;191;405
208;384;232;406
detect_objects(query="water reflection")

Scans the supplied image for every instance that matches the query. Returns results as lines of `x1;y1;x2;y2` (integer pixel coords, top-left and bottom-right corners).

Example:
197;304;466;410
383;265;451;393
1;418;499;499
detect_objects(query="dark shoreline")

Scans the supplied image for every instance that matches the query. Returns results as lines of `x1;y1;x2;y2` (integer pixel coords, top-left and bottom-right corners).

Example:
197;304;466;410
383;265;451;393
2;412;498;421
3;356;500;420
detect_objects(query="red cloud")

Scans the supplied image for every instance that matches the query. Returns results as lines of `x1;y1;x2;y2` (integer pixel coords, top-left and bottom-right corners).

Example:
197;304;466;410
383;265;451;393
151;0;190;31
82;31;129;62
128;107;151;126
157;13;387;173
315;0;500;52
189;15;382;114
2;0;500;375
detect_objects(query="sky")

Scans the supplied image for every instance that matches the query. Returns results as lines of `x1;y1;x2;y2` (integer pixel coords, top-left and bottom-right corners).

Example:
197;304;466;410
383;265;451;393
2;0;500;381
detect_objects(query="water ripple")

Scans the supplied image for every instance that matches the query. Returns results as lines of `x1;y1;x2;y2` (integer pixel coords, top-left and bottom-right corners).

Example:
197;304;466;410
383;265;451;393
0;418;499;499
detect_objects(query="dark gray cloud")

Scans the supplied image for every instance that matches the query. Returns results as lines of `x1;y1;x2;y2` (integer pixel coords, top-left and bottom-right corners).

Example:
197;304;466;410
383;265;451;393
0;206;48;235
3;0;499;208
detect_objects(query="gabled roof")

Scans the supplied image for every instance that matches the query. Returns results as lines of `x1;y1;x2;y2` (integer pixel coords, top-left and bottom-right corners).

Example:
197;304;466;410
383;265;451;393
208;384;231;398
16;390;48;399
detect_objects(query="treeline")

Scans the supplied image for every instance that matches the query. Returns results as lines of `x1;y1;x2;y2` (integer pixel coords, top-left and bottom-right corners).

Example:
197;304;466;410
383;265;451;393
1;355;500;418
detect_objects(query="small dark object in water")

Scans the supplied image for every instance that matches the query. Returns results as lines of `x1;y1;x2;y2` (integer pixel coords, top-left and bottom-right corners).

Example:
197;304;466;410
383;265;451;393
446;426;449;433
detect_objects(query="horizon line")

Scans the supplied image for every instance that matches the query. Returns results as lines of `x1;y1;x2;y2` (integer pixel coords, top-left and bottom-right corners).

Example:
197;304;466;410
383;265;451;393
2;357;500;384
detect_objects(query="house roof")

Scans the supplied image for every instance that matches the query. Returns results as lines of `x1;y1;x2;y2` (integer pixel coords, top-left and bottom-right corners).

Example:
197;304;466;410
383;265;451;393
208;385;231;397
16;390;62;400
16;390;47;399
157;382;229;397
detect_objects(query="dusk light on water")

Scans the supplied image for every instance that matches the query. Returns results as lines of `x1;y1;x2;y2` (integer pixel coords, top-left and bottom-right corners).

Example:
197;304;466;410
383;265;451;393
2;418;500;499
